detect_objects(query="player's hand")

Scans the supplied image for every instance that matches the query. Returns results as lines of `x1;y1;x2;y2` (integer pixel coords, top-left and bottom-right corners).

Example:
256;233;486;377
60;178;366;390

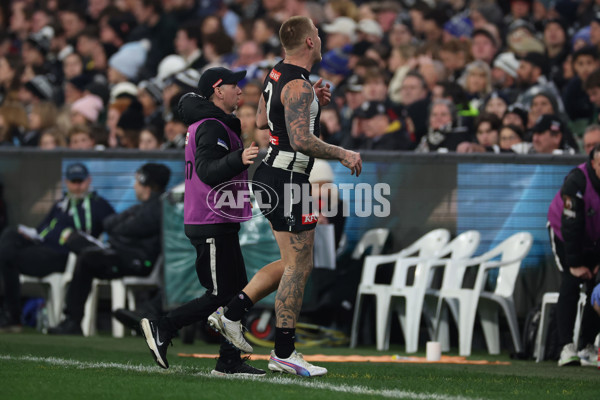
570;266;594;280
340;150;362;177
313;78;331;106
242;142;259;165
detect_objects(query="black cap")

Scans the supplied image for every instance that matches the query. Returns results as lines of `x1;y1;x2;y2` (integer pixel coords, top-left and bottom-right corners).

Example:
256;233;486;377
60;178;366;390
66;163;89;181
136;163;171;192
354;101;388;119
532;114;562;134
26;32;50;55
198;67;246;99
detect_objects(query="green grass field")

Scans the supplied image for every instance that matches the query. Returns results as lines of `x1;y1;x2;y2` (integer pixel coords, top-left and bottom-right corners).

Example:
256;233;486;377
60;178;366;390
0;331;598;400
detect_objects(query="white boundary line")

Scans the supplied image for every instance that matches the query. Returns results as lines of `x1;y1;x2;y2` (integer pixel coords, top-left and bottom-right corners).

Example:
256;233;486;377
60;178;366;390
0;354;485;400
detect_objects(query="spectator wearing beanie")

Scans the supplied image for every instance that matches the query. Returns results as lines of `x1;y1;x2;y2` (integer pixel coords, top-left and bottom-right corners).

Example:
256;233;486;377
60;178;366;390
156;55;186;85
116;99;145;148
107;41;149;84
322;17;357;51
319;47;351;94
162;68;200;113
137;79;164;131
492;52;520;102
20;75;55;107
70;94;104;126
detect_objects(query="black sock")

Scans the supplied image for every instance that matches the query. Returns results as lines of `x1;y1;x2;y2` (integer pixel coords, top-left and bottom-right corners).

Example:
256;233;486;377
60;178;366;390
224;291;254;321
274;327;295;359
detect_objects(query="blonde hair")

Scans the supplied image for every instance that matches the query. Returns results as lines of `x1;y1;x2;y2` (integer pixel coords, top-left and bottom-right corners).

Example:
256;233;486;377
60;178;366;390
279;16;314;53
0;102;28;141
40;127;67;148
31;101;58;131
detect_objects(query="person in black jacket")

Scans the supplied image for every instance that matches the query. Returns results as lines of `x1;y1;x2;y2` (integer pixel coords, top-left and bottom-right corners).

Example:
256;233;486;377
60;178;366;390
140;68;264;376
48;163;170;335
0;163;115;332
547;144;600;366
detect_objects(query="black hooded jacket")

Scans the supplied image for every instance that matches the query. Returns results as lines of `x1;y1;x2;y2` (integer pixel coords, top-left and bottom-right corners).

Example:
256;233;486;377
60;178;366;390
178;93;249;239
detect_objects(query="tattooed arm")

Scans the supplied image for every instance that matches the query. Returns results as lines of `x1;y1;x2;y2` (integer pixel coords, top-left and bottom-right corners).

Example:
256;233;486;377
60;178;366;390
256;94;268;129
282;79;362;176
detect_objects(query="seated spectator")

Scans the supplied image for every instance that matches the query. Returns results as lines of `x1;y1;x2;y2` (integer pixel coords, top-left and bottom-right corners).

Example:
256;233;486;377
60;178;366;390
106;98;132;148
482;91;509;120
499;124;524;151
162;68;200;113
67;125;95;150
0;54;23;106
460;60;492;112
24;101;57;146
116;100;144;148
137;79;164;132
138;126;163;150
19;75;55;107
38;128;67;150
582;125;600;155
527;92;559;129
48;163;170;335
491;52;519;101
161;105;186;150
563;46;599;122
319;104;344;146
237;102;258;148
416;98;471;152
352;100;412;151
512;114;576;154
61;52;84;82
0;163;114;331
503;103;528;131
457;112;502;153
0;102;28;146
70;94;104;126
515;51;565;113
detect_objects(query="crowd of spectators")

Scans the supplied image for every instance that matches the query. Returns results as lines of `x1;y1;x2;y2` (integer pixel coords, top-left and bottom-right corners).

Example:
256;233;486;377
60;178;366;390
2;0;600;155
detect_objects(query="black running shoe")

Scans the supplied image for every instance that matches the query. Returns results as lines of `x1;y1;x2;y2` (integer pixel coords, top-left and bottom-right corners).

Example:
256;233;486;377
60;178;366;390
47;318;82;335
140;318;172;369
210;357;266;377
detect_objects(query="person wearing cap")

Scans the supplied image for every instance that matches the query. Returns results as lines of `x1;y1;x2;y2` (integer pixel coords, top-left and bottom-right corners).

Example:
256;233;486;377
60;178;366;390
323;16;357;51
547;143;600;366
49;163;170;336
513;114;576;154
209;16;361;377
139;66;264;376
515;51;565;113
0;163;114;331
351;100;412;151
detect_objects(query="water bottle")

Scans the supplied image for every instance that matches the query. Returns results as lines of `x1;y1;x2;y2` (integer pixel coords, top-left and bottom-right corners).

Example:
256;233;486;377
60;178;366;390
36;305;49;334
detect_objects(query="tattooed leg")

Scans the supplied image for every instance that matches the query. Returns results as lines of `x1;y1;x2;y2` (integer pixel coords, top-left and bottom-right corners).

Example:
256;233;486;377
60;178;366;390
272;229;315;328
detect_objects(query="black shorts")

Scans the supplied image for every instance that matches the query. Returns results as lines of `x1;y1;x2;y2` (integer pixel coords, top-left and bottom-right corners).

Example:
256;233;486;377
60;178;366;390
252;163;317;233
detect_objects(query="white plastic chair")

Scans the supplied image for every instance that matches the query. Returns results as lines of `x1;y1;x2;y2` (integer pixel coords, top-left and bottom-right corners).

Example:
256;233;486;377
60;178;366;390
20;252;77;327
82;255;163;337
350;228;450;349
390;230;481;353
535;291;587;362
434;232;533;356
351;228;391;260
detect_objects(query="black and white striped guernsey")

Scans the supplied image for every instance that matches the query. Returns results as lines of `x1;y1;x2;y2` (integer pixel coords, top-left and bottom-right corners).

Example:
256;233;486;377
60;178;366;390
261;60;320;175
